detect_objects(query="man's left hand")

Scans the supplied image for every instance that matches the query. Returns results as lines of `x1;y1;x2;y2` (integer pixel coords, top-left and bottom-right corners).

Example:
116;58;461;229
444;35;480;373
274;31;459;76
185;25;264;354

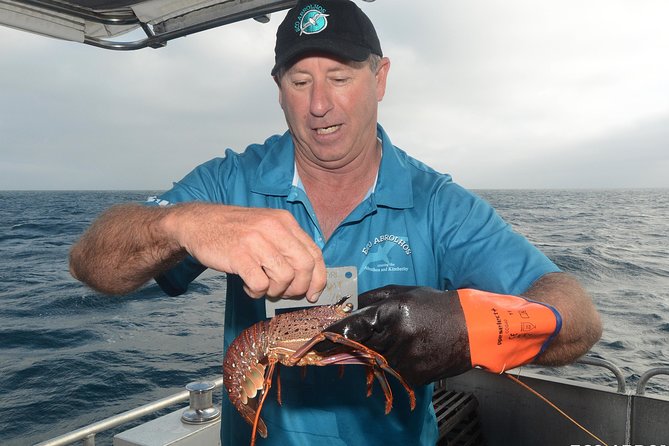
325;285;472;387
325;284;562;387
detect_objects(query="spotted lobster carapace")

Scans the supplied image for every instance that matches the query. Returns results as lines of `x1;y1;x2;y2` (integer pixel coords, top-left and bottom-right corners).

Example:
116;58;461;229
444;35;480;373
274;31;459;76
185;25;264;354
222;296;416;445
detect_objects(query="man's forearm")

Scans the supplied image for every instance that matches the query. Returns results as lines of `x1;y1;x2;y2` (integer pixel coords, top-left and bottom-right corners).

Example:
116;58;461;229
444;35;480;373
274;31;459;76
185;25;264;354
522;272;602;365
70;202;328;299
69;203;187;295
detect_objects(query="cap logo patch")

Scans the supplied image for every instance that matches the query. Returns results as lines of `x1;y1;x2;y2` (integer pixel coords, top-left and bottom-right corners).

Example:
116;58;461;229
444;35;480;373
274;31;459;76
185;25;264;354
294;4;329;35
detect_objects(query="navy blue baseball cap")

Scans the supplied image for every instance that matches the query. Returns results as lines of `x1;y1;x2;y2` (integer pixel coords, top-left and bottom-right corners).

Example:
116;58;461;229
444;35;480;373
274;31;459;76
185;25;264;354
271;0;383;75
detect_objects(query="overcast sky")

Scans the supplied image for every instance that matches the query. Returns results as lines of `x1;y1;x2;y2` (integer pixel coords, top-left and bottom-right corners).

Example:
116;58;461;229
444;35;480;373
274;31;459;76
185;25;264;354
1;0;668;190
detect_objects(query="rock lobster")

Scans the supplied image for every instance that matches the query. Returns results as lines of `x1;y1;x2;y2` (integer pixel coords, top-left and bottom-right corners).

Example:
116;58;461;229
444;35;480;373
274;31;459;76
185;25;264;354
223;296;416;445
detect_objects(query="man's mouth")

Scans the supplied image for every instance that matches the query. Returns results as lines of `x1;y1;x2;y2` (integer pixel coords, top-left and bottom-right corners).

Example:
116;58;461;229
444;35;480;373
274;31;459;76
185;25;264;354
315;125;340;135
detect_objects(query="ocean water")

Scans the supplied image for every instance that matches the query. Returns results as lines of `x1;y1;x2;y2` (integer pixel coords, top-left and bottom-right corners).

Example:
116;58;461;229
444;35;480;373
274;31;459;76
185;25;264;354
1;189;668;445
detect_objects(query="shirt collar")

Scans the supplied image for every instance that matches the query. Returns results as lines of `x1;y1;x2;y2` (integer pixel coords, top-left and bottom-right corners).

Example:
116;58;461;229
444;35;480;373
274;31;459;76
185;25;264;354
374;123;413;209
251;131;295;196
251;124;414;209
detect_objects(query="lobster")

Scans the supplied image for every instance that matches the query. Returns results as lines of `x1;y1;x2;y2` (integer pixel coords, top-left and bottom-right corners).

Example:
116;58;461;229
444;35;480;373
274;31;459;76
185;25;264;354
223;296;416;445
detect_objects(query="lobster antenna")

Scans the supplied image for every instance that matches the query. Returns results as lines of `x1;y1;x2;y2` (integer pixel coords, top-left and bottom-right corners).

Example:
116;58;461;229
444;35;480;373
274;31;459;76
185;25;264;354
334;295;351;306
505;373;609;446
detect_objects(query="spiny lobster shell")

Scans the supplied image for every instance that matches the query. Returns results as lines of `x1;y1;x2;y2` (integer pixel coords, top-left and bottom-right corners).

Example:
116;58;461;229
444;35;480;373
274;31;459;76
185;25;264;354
222;298;353;437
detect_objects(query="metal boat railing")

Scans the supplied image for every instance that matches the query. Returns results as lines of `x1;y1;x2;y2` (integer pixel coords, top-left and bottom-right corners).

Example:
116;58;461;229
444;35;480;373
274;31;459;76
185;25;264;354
576;356;627;393
34;377;224;446
636;367;669;395
33;357;668;446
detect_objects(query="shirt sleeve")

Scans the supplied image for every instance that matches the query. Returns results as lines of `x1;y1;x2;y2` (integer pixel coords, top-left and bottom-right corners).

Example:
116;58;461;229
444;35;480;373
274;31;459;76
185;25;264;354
151;157;229;206
144;157;230;296
434;182;560;295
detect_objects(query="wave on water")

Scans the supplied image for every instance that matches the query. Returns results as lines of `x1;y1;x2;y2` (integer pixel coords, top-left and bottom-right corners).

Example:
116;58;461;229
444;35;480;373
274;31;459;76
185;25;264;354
1;189;668;444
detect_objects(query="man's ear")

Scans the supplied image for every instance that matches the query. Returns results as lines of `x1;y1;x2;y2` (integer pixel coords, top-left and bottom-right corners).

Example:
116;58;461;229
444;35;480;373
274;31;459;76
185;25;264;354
274;75;284;110
375;57;391;102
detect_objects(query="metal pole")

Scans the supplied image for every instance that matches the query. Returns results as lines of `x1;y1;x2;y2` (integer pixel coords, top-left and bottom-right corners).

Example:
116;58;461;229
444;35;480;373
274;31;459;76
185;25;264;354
35;377;223;446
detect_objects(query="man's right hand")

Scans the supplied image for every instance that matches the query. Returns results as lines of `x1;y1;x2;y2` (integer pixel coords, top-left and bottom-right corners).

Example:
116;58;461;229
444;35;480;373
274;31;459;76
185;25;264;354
162;203;327;301
70;202;327;300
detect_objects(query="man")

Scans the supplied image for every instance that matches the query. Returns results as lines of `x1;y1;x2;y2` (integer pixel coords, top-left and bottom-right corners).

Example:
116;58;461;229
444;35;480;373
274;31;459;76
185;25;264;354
69;0;602;444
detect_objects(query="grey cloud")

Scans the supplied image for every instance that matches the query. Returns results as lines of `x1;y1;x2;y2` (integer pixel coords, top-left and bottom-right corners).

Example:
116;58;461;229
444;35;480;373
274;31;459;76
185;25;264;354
1;1;669;190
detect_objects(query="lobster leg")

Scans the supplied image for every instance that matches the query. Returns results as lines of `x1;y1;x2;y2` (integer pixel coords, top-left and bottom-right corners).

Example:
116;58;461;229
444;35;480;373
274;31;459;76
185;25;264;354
276;365;282;406
288;331;416;411
329;333;416;410
371;367;394;414
365;366;374;397
251;359;277;446
328;353;396;413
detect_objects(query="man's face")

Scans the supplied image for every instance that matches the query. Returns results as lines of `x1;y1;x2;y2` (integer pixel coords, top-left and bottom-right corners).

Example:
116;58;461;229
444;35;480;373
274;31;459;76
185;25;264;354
277;54;390;170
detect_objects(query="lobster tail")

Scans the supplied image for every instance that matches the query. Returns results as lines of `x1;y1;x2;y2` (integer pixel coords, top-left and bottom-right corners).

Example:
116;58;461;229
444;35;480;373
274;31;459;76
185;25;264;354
239;398;268;438
223;320;270;437
222;298;413;445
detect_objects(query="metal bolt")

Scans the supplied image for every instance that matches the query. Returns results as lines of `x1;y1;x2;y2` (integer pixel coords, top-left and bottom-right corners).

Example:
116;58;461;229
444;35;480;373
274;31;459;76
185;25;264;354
181;381;221;424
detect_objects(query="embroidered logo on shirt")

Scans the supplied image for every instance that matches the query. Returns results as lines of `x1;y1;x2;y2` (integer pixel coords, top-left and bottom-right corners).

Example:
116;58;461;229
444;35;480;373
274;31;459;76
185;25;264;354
146;196;171;206
294;4;329;35
359;234;412;275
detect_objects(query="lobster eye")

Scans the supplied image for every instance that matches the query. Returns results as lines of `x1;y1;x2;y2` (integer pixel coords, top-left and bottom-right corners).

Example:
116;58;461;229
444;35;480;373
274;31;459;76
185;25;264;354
343;303;353;313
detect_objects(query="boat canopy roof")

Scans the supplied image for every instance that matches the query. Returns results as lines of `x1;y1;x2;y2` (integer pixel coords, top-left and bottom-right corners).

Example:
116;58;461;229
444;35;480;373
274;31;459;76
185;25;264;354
0;0;298;49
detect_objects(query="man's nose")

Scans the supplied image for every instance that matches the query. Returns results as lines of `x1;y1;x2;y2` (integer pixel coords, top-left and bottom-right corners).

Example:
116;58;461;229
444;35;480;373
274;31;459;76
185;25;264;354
309;79;334;117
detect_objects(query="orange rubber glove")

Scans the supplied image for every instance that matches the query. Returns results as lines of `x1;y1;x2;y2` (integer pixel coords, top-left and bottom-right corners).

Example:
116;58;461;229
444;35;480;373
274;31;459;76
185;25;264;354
325;285;562;386
457;288;562;373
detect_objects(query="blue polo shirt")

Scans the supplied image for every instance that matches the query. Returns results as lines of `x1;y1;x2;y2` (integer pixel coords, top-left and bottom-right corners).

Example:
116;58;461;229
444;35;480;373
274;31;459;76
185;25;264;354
150;124;559;445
